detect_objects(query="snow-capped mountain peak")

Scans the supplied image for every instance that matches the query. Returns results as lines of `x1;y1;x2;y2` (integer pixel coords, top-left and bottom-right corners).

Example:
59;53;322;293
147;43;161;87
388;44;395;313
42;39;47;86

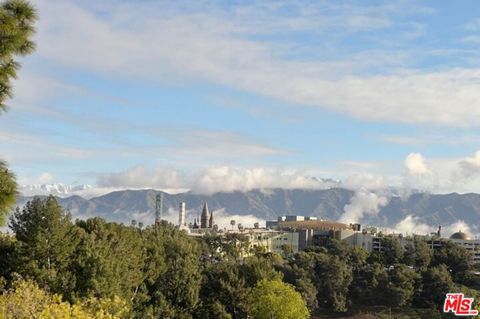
20;183;93;197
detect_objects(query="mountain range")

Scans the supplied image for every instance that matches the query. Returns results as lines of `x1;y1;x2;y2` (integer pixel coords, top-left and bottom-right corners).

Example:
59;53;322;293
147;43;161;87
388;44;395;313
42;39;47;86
15;188;480;234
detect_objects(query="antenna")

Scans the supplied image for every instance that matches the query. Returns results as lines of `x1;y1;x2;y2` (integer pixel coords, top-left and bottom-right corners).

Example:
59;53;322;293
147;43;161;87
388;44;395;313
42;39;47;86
155;193;163;224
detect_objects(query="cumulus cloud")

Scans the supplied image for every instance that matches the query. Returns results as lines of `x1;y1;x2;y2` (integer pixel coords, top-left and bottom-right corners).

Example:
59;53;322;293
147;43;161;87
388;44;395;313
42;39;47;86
390;215;478;238
401;152;439;195
405;153;429;175
191;166;335;194
92;165;338;195
338;189;389;224
390;215;431;235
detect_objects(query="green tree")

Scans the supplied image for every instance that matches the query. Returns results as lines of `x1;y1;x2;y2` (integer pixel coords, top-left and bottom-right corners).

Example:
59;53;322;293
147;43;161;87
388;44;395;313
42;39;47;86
293;277;318;313
0;161;17;226
202;233;249;260
197;261;249;319
433;241;472;282
381;236;405;266
239;255;283;287
247;279;309;319
314;254;352;312
0;0;36;112
383;264;421;307
418;264;454;308
280;252;318;313
404;236;432;271
72;218;145;302
0;0;37;226
140;223;201;318
9;196;79;293
0;233;21;281
350;262;387;306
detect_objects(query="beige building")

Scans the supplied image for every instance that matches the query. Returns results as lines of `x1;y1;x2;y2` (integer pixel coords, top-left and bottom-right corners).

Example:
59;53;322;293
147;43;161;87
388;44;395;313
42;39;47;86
241;228;299;256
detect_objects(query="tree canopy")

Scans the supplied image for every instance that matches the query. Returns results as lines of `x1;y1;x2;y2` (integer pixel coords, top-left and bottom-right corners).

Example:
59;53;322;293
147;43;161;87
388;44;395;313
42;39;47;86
247;279;309;319
1;196;477;318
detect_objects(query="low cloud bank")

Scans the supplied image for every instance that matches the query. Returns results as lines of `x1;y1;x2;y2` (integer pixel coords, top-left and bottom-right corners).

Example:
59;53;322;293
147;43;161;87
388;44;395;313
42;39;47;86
20;149;480;199
388;215;478;238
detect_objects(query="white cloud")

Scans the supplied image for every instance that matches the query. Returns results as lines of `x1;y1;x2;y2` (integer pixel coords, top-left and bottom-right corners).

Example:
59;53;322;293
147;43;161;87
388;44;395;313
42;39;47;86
338;189;389;223
390;215;431;235
390;215;478;238
400;152;438;195
92;165;340;195
191;166;334;194
31;0;480;128
207;208;266;230
405;153;429;175
21;150;480;198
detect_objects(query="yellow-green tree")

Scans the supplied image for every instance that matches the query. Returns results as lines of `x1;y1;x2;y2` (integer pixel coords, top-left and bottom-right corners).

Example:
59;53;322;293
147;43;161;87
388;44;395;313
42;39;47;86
247;279;309;319
0;277;131;319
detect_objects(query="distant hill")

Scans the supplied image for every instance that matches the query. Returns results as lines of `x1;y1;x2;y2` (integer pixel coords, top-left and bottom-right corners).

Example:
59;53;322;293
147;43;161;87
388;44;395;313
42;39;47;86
15;188;480;231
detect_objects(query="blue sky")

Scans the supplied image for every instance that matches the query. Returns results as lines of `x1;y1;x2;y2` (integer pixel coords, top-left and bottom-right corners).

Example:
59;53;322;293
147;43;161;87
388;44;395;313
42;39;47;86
3;0;480;195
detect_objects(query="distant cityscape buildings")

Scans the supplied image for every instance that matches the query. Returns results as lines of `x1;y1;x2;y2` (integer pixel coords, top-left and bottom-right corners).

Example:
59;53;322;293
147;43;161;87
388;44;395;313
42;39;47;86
59;189;478;265
154;198;480;264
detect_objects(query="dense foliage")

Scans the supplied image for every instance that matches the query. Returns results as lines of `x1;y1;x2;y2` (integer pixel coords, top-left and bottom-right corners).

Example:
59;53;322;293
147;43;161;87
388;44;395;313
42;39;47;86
0;196;478;318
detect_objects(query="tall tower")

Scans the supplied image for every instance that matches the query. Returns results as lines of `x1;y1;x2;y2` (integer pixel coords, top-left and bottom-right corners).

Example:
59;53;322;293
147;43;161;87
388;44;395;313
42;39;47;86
155;193;163;224
179;202;186;226
200;202;210;228
209;208;214;228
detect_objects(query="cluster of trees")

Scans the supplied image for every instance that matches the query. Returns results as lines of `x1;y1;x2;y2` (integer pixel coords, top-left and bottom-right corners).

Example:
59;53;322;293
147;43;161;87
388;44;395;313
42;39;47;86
0;196;478;318
0;196;310;318
280;236;478;314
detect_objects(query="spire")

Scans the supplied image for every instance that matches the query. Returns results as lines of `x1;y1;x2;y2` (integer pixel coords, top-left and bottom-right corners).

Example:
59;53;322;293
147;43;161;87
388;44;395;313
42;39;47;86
200;202;210;228
209;208;214;228
193;216;199;229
